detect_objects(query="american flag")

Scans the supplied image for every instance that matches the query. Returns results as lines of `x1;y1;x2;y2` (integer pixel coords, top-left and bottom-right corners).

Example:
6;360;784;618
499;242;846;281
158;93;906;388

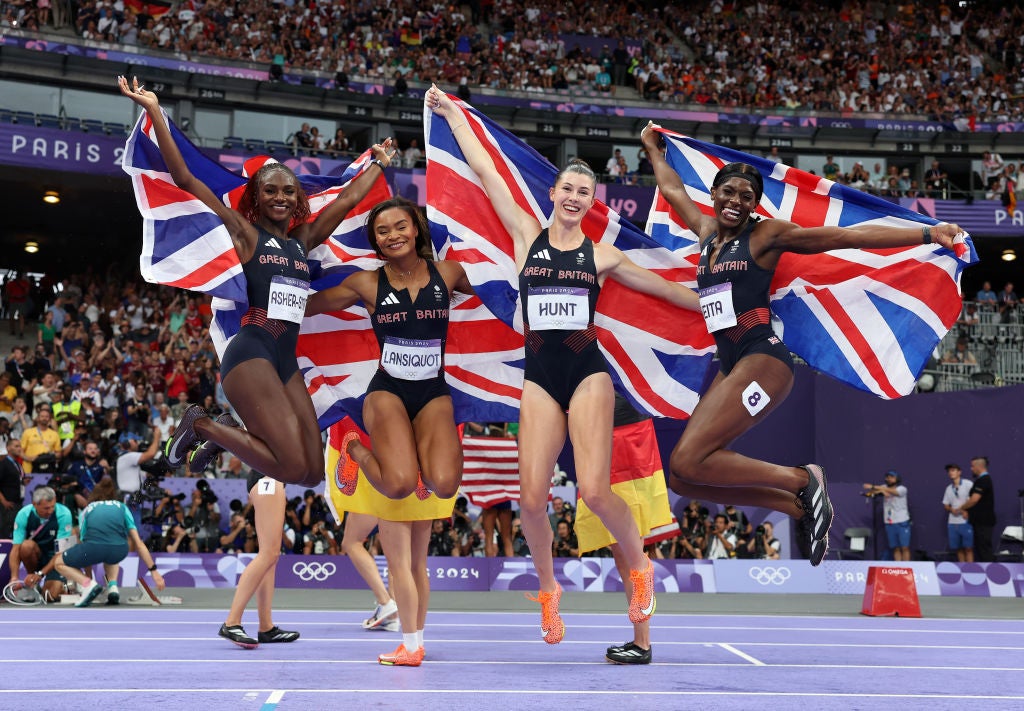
647;126;978;399
424;98;717;419
459;435;521;507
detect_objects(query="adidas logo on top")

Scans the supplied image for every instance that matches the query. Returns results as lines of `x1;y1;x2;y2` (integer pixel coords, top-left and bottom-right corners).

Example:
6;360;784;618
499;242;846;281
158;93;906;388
264;237;281;249
382;292;400;306
532;248;551;261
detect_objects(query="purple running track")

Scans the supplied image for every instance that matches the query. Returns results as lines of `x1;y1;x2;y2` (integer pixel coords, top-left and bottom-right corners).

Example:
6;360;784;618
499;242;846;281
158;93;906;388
2;607;1022;710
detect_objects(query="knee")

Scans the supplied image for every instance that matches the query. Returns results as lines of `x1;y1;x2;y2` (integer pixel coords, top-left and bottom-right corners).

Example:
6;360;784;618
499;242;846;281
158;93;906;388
425;473;459;501
669;447;706;485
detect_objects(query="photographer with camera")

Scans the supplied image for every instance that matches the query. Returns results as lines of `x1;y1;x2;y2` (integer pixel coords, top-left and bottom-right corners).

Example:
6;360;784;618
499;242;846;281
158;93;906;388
303;519;337;555
427;518;458;556
115;431;161;499
552;519;579;558
746;521;781;560
704;514;737;559
723;504;753;558
188;479;223;553
67;439;109;510
124;383;152;438
154;491;192;553
299;489;329;531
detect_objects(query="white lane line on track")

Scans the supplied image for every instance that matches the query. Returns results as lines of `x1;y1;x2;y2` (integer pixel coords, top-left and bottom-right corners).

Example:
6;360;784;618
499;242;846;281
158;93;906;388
718;643;765;665
1;689;1024;701
1;659;1022;672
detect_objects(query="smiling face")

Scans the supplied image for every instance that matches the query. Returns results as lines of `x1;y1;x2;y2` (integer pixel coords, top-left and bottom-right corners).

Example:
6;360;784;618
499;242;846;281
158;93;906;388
711;176;759;228
549;171;595;224
257;170;300;225
369;206;419;260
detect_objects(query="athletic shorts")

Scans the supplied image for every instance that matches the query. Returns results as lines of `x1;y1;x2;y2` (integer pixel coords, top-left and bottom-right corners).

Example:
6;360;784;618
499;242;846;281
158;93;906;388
947;522;974;551
220;324;299;383
62;541;129;569
885;520;911;549
367;371;450;421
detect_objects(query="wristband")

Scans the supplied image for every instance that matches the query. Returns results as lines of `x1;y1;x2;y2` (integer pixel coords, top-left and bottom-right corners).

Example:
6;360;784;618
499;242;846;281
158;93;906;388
148;564;158;572
922;225;932;244
370;158;385;171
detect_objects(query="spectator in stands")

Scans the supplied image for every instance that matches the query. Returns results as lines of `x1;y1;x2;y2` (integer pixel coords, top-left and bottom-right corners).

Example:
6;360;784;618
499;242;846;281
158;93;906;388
0;440;24;538
605;148;624;180
67;439;109;508
997;281;1019;322
5;272;30;338
926;160;949;198
975;280;998;306
848;162;871;191
326;128;350;156
941;335;977;365
402;138;423;169
292;122;313;152
822;155;841;182
981;151;1004;191
20;405;61;474
765;146;782;164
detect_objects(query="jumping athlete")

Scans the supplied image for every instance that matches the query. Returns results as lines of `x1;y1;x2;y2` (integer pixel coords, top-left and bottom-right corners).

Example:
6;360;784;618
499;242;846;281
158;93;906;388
640;121;964;564
118;75;394;488
427;86;700;643
307;196;473;501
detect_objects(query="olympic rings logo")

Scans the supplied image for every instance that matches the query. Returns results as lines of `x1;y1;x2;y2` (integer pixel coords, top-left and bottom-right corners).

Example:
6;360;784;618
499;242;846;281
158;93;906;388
748;566;792;586
292;561;337;582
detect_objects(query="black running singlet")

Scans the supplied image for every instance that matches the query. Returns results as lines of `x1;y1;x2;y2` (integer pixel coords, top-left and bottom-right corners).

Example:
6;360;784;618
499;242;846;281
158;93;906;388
695;222;792;374
241;228;311;328
518;230;608;410
371;261;450;381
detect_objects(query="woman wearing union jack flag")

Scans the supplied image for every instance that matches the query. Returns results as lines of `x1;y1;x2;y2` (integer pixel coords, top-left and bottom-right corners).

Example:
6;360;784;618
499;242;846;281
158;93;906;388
427;85;702;645
640;122;964;566
118;76;395;490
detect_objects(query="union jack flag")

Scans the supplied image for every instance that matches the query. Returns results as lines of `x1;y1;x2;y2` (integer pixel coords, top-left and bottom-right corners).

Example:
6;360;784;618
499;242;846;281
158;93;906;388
123;111;518;429
424;99;717;419
647;126;977;399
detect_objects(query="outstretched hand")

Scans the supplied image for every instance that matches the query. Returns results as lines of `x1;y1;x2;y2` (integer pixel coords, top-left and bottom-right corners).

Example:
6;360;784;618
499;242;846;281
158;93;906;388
117;75;159;111
371;137;397;167
425;83;456;118
640;120;664;154
929;222;965;252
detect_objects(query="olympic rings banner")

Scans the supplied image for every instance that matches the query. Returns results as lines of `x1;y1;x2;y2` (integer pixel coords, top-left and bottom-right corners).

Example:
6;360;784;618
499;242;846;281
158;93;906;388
87;553;1024;598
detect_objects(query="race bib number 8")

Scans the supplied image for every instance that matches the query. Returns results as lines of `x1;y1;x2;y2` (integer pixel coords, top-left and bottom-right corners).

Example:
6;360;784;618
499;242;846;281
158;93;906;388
267;276;308;323
698;282;738;332
527;286;589;330
380;337;443;380
741;380;770;416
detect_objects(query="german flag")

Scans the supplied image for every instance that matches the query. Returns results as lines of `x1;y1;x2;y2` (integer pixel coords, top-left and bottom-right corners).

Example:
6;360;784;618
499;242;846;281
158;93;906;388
324;418;456;523
124;0;173;19
574;419;680;554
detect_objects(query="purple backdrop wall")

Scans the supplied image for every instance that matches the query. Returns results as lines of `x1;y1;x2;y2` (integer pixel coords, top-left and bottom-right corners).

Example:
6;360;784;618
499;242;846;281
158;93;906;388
645;365;1023;560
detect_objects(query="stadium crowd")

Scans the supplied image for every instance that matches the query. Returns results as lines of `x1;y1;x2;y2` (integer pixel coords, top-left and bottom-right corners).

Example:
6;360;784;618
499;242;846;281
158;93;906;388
0;1;1020;123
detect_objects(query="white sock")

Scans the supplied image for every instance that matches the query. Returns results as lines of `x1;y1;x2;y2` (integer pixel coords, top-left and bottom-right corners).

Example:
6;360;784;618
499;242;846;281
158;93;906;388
402;632;418;651
416;629;424;649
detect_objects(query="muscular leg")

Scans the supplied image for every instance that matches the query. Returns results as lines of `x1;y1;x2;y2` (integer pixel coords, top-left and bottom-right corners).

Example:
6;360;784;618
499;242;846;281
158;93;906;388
410;519;431;632
204;366;323;487
350;391;420;499
568;373;646;571
225;480;284;627
378;520;416;635
54;549;91;587
516;381;568;593
341;512;391;605
610;543;649;649
412;396;462;499
669;356;807;519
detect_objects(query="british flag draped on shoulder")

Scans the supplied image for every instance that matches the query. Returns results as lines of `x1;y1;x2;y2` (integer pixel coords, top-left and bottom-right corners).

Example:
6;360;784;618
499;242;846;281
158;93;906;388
646;126;978;399
122;110;392;429
424;99;716;419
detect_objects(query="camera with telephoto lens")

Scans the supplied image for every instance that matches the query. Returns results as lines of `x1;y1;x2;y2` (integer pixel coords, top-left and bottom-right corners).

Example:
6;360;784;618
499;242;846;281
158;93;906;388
195;479;218;504
757;525;766;535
